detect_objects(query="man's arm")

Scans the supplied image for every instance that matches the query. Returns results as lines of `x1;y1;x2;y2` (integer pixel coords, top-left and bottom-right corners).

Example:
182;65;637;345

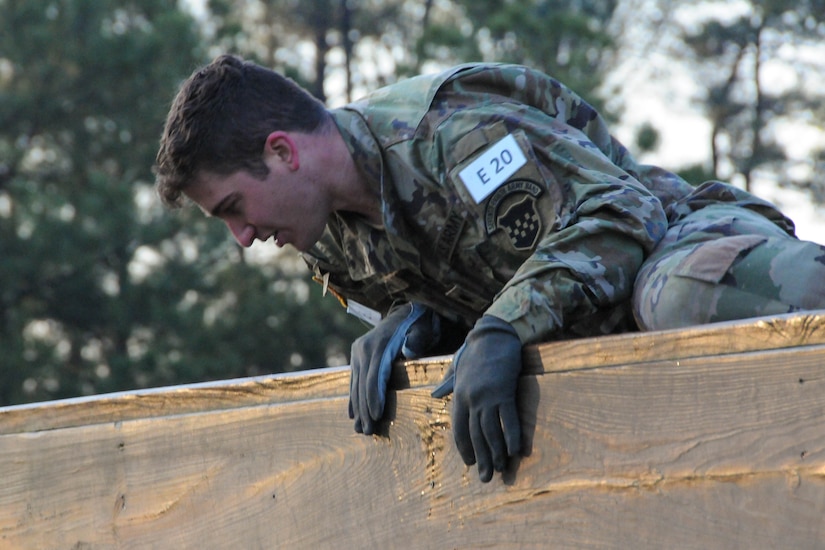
427;74;669;480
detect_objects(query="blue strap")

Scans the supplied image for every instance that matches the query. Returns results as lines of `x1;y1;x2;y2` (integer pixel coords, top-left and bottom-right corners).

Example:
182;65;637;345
374;303;429;410
430;344;463;398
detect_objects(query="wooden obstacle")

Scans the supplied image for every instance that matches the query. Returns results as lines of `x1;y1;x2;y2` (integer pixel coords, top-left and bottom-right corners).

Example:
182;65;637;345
1;311;824;548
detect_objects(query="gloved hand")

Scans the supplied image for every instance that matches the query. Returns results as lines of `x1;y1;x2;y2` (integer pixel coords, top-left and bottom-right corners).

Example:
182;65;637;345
433;315;523;482
349;303;441;435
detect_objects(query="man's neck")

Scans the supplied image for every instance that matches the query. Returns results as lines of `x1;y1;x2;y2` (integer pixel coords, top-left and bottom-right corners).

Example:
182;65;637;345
320;119;383;227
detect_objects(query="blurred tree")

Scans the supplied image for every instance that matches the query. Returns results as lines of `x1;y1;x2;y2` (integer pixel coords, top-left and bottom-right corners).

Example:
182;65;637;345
203;0;620;111
204;0;418;101
205;0;339;100
632;0;825;200
449;0;618;106
0;0;364;405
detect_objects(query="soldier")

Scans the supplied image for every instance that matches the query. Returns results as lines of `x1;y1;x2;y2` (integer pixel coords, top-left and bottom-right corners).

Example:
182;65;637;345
155;55;825;482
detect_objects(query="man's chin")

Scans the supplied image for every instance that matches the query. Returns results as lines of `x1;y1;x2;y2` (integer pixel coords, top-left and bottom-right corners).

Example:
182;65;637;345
290;232;325;253
280;239;309;253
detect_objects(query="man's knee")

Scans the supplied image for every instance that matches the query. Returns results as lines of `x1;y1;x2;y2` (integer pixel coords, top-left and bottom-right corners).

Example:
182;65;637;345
633;266;720;331
634;236;825;331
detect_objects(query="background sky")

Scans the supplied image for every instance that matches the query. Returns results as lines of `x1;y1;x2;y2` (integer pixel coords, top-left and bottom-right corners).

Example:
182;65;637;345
608;0;825;244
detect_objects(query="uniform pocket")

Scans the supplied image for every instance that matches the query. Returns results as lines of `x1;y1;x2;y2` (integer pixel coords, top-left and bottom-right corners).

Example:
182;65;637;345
672;234;768;284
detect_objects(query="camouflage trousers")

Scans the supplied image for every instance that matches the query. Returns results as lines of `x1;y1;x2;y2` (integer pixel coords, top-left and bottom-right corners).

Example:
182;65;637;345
633;204;825;330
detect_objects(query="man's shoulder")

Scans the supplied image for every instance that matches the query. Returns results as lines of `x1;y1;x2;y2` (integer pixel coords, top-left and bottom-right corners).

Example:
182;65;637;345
347;63;539;107
339;64;525;144
338;65;469;140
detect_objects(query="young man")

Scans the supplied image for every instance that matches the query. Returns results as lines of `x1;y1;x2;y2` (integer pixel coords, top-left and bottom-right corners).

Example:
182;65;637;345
155;55;825;482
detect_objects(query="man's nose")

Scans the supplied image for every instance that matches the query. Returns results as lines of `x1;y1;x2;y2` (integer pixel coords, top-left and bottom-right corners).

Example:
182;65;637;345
227;221;256;248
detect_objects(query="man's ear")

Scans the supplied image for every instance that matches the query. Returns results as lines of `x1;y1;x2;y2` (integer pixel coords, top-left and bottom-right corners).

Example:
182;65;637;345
264;131;300;170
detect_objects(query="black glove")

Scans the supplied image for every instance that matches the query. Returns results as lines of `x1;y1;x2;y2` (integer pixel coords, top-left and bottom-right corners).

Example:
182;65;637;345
433;315;523;482
349;303;440;435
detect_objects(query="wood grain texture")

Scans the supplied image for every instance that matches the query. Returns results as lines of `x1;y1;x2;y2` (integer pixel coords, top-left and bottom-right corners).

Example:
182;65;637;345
0;357;452;437
523;309;825;374
3;310;823;436
2;334;824;548
0;366;350;435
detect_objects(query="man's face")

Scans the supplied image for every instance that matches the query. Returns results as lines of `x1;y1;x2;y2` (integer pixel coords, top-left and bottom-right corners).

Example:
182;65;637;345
185;162;330;253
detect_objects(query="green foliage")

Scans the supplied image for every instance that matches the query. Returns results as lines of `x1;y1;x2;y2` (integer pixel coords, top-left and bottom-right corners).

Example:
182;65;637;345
204;0;618;108
676;163;716;187
24;0;818;406
448;0;618;109
0;0;630;406
634;122;660;154
674;0;825;194
0;0;365;405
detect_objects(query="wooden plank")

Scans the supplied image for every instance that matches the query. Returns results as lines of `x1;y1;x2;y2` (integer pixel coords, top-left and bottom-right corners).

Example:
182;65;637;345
0;355;451;436
523;309;825;373
3;310;824;436
0;366;346;435
2;342;824;548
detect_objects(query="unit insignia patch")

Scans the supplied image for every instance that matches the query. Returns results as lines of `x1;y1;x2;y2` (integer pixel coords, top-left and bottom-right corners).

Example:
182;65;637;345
484;180;543;251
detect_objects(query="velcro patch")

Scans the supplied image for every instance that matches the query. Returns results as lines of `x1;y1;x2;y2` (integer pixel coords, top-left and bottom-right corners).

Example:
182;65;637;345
434;206;466;262
485;181;543;251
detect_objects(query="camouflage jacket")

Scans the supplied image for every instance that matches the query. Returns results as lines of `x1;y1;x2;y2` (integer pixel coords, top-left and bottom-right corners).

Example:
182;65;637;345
302;63;793;344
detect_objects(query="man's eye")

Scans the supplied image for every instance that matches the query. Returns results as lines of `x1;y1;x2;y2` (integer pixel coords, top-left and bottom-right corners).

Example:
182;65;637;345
217;197;240;217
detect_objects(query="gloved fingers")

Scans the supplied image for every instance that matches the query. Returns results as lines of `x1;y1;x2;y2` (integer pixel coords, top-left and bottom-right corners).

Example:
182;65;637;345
350;346;374;434
470;411;494;482
432;343;463;399
500;402;522;457
366;303;426;420
480;407;508;474
452;399;475;466
360;417;375;435
365;352;392;422
349;360;361;432
358;368;376;435
350;396;364;433
401;306;440;359
348;370;356;420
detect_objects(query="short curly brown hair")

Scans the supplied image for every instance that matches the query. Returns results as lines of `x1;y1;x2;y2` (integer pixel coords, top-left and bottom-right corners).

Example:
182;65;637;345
154;54;328;208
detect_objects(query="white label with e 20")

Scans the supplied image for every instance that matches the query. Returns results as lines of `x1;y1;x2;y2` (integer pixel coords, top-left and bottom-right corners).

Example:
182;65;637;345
458;134;527;203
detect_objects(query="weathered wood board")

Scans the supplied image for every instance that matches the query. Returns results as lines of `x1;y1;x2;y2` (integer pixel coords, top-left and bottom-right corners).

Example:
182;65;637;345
1;311;824;549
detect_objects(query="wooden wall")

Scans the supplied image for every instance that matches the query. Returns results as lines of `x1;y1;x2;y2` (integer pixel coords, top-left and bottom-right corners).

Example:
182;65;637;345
1;311;824;549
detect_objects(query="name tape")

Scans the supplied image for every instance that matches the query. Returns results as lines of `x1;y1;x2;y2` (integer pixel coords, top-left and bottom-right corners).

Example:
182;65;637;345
458;134;527;203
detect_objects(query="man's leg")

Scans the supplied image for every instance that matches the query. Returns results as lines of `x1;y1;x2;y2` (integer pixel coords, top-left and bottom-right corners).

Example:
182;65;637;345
634;233;825;331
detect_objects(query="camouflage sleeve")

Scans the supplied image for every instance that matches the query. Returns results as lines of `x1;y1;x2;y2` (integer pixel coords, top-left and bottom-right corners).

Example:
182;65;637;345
485;157;666;344
435;95;668;344
419;67;667;344
324;63;670;343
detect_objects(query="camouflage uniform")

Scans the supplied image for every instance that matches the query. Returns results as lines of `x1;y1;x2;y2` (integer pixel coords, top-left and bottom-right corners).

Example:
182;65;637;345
634;182;825;329
302;63;825;344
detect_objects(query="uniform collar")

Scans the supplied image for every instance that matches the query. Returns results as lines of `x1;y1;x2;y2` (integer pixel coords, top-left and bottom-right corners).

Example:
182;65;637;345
329;108;423;274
